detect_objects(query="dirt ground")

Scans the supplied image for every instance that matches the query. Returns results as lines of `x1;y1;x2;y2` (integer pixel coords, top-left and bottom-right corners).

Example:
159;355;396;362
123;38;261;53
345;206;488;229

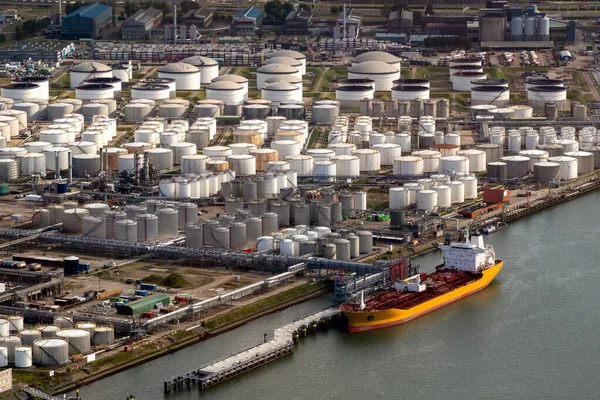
0;198;38;227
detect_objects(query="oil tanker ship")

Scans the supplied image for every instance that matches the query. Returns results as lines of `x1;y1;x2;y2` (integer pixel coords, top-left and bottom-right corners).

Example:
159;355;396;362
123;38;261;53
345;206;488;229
340;234;503;332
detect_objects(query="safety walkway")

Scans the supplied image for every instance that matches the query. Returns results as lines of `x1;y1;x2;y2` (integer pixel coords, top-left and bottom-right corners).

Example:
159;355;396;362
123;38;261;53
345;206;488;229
164;307;341;392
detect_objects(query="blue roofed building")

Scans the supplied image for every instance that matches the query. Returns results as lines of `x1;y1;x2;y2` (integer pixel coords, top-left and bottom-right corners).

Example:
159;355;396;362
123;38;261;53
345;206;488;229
231;6;263;36
61;2;113;39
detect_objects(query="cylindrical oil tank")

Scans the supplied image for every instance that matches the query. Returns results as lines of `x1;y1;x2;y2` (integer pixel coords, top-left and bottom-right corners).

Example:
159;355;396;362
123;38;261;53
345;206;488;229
533;162;561;182
518;150;549;172
487;162;508;179
501;156;531;178
312;161;336;182
203;146;232;161
371;143;401;166
0;336;21;362
156;208;178;239
16;153;46;176
125;103;153;123
91;326;114;346
551;139;578;153
351;149;381;172
114;219;137;242
75;322;96;337
271;140;302;161
186;223;204;248
72;154;101;178
357;231;373;254
181;154;209;174
471;86;510;107
474;143;503;163
81;216;105;239
285;154;313;176
457;149;486;172
33;338;69;365
145;148;174;171
7;316;23;333
227;154;256;176
416;190;438;213
56;329;90;355
53;317;73;330
177;203;197;230
439;156;469;175
62;208;89;233
18;329;41;347
435;185;452;208
527;86;568;111
548;156;578;180
230;222;247;250
211;226;230;249
389;187;408;210
330;155;360;176
38;325;60;338
261;212;278;236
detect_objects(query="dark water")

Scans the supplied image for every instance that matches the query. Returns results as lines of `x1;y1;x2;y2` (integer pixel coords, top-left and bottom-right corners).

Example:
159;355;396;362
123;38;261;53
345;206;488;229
73;192;600;400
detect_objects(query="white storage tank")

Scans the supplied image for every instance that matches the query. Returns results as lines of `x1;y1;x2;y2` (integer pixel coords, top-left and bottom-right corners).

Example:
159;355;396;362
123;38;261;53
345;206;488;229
371;143;401;166
169;142;196;165
312;160;336;182
157;63;201;90
33;338;69;365
336;86;374;110
227;154;256;175
527;86;568;110
471;86;510;107
393;156;424;176
518;150;550;172
16;153;45;175
262;82;302;105
180;55;219;83
456;149;486;172
114;219;138;242
330;155;360;176
285;154;313;176
74;83;114;100
265;49;306;75
256;64;299;90
563;151;593;175
416;190;438;213
453;72;486;91
347;61;399;91
271;140;302;160
389;187;408;210
263;57;303;78
206;81;245;104
412;150;441;173
56;329;90;355
548;156;578;180
131;84;171;102
70;62;112;88
351;149;381;172
391;86;430;101
439;156;469;175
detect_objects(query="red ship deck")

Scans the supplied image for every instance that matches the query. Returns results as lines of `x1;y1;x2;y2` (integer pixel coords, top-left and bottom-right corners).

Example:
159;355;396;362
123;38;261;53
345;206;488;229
340;269;481;312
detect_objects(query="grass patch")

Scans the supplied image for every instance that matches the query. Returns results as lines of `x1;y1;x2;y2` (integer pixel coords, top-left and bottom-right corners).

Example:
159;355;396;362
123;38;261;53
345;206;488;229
306;67;323;92
169;330;197;342
89;343;157;372
484;67;507;80
203;282;329;331
320;68;347;92
13;370;68;391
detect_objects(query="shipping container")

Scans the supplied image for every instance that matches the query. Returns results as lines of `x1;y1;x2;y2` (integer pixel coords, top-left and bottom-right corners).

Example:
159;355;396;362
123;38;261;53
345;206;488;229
139;283;157;291
135;290;149;297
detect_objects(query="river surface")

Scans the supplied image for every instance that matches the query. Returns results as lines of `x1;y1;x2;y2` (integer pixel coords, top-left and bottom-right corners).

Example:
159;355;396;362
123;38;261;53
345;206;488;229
73;192;600;400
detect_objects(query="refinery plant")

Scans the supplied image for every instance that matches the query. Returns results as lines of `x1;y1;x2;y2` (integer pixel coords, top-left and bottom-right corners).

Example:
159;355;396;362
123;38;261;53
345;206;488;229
0;0;598;396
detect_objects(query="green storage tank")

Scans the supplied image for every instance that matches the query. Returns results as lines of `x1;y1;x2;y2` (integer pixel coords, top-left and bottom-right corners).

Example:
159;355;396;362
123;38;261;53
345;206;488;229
0;184;8;195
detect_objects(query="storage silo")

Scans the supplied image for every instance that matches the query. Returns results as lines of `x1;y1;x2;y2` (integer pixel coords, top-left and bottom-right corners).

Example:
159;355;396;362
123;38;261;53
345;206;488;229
74;83;114;100
479;14;506;42
157;63;201;90
114;219;137;242
0;336;21;362
16;153;45;176
81;216;105;239
33;338;69;365
471;86;510;106
91;326;114;346
212;75;249;100
548;156;578;180
391;85;430;101
453;72;487;92
265;49;307;75
18;329;41;347
263;57;303;79
457;149;486;172
563;151;594;174
487;162;508;179
439;156;469;175
351;149;381;172
511;15;523;41
524;16;537;40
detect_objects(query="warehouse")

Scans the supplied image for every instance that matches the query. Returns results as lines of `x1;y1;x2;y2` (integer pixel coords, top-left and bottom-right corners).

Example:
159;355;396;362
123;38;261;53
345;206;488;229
182;8;213;28
284;10;313;35
231;6;263;36
117;293;171;315
61;2;113;39
121;8;163;40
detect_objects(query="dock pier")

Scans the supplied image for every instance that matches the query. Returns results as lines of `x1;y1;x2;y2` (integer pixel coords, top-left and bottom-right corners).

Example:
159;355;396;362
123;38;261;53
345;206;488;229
164;307;341;392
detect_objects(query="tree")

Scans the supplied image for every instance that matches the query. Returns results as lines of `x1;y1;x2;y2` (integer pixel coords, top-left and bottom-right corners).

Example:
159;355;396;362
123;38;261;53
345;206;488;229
381;5;392;17
181;0;199;13
65;1;83;15
330;6;339;14
0;34;6;44
123;0;137;17
298;3;311;12
425;4;435;16
265;0;292;21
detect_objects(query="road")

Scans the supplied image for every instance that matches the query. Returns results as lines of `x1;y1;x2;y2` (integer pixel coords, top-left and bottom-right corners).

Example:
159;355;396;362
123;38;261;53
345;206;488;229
581;71;600;102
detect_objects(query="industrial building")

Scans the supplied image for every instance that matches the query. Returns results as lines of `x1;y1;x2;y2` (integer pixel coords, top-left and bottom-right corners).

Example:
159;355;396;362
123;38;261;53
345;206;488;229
231;6;263;36
121;7;163;40
182;8;213;28
388;9;413;35
284;10;313;35
0;40;73;62
61;2;113;39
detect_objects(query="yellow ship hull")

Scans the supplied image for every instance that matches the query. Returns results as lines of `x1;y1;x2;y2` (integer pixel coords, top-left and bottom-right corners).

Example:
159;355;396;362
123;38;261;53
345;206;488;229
343;261;504;333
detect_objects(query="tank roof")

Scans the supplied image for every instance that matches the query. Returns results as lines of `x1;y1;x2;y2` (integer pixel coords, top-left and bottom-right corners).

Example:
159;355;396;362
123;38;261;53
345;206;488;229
471;86;509;92
338;78;375;84
180;55;218;66
391;85;429;91
265;75;302;84
263;57;302;66
211;74;248;84
528;86;567;92
348;61;399;74
266;50;306;60
257;64;299;74
351;51;400;64
158;63;200;73
336;85;373;92
70;62;111;72
262;82;298;91
206;81;243;90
